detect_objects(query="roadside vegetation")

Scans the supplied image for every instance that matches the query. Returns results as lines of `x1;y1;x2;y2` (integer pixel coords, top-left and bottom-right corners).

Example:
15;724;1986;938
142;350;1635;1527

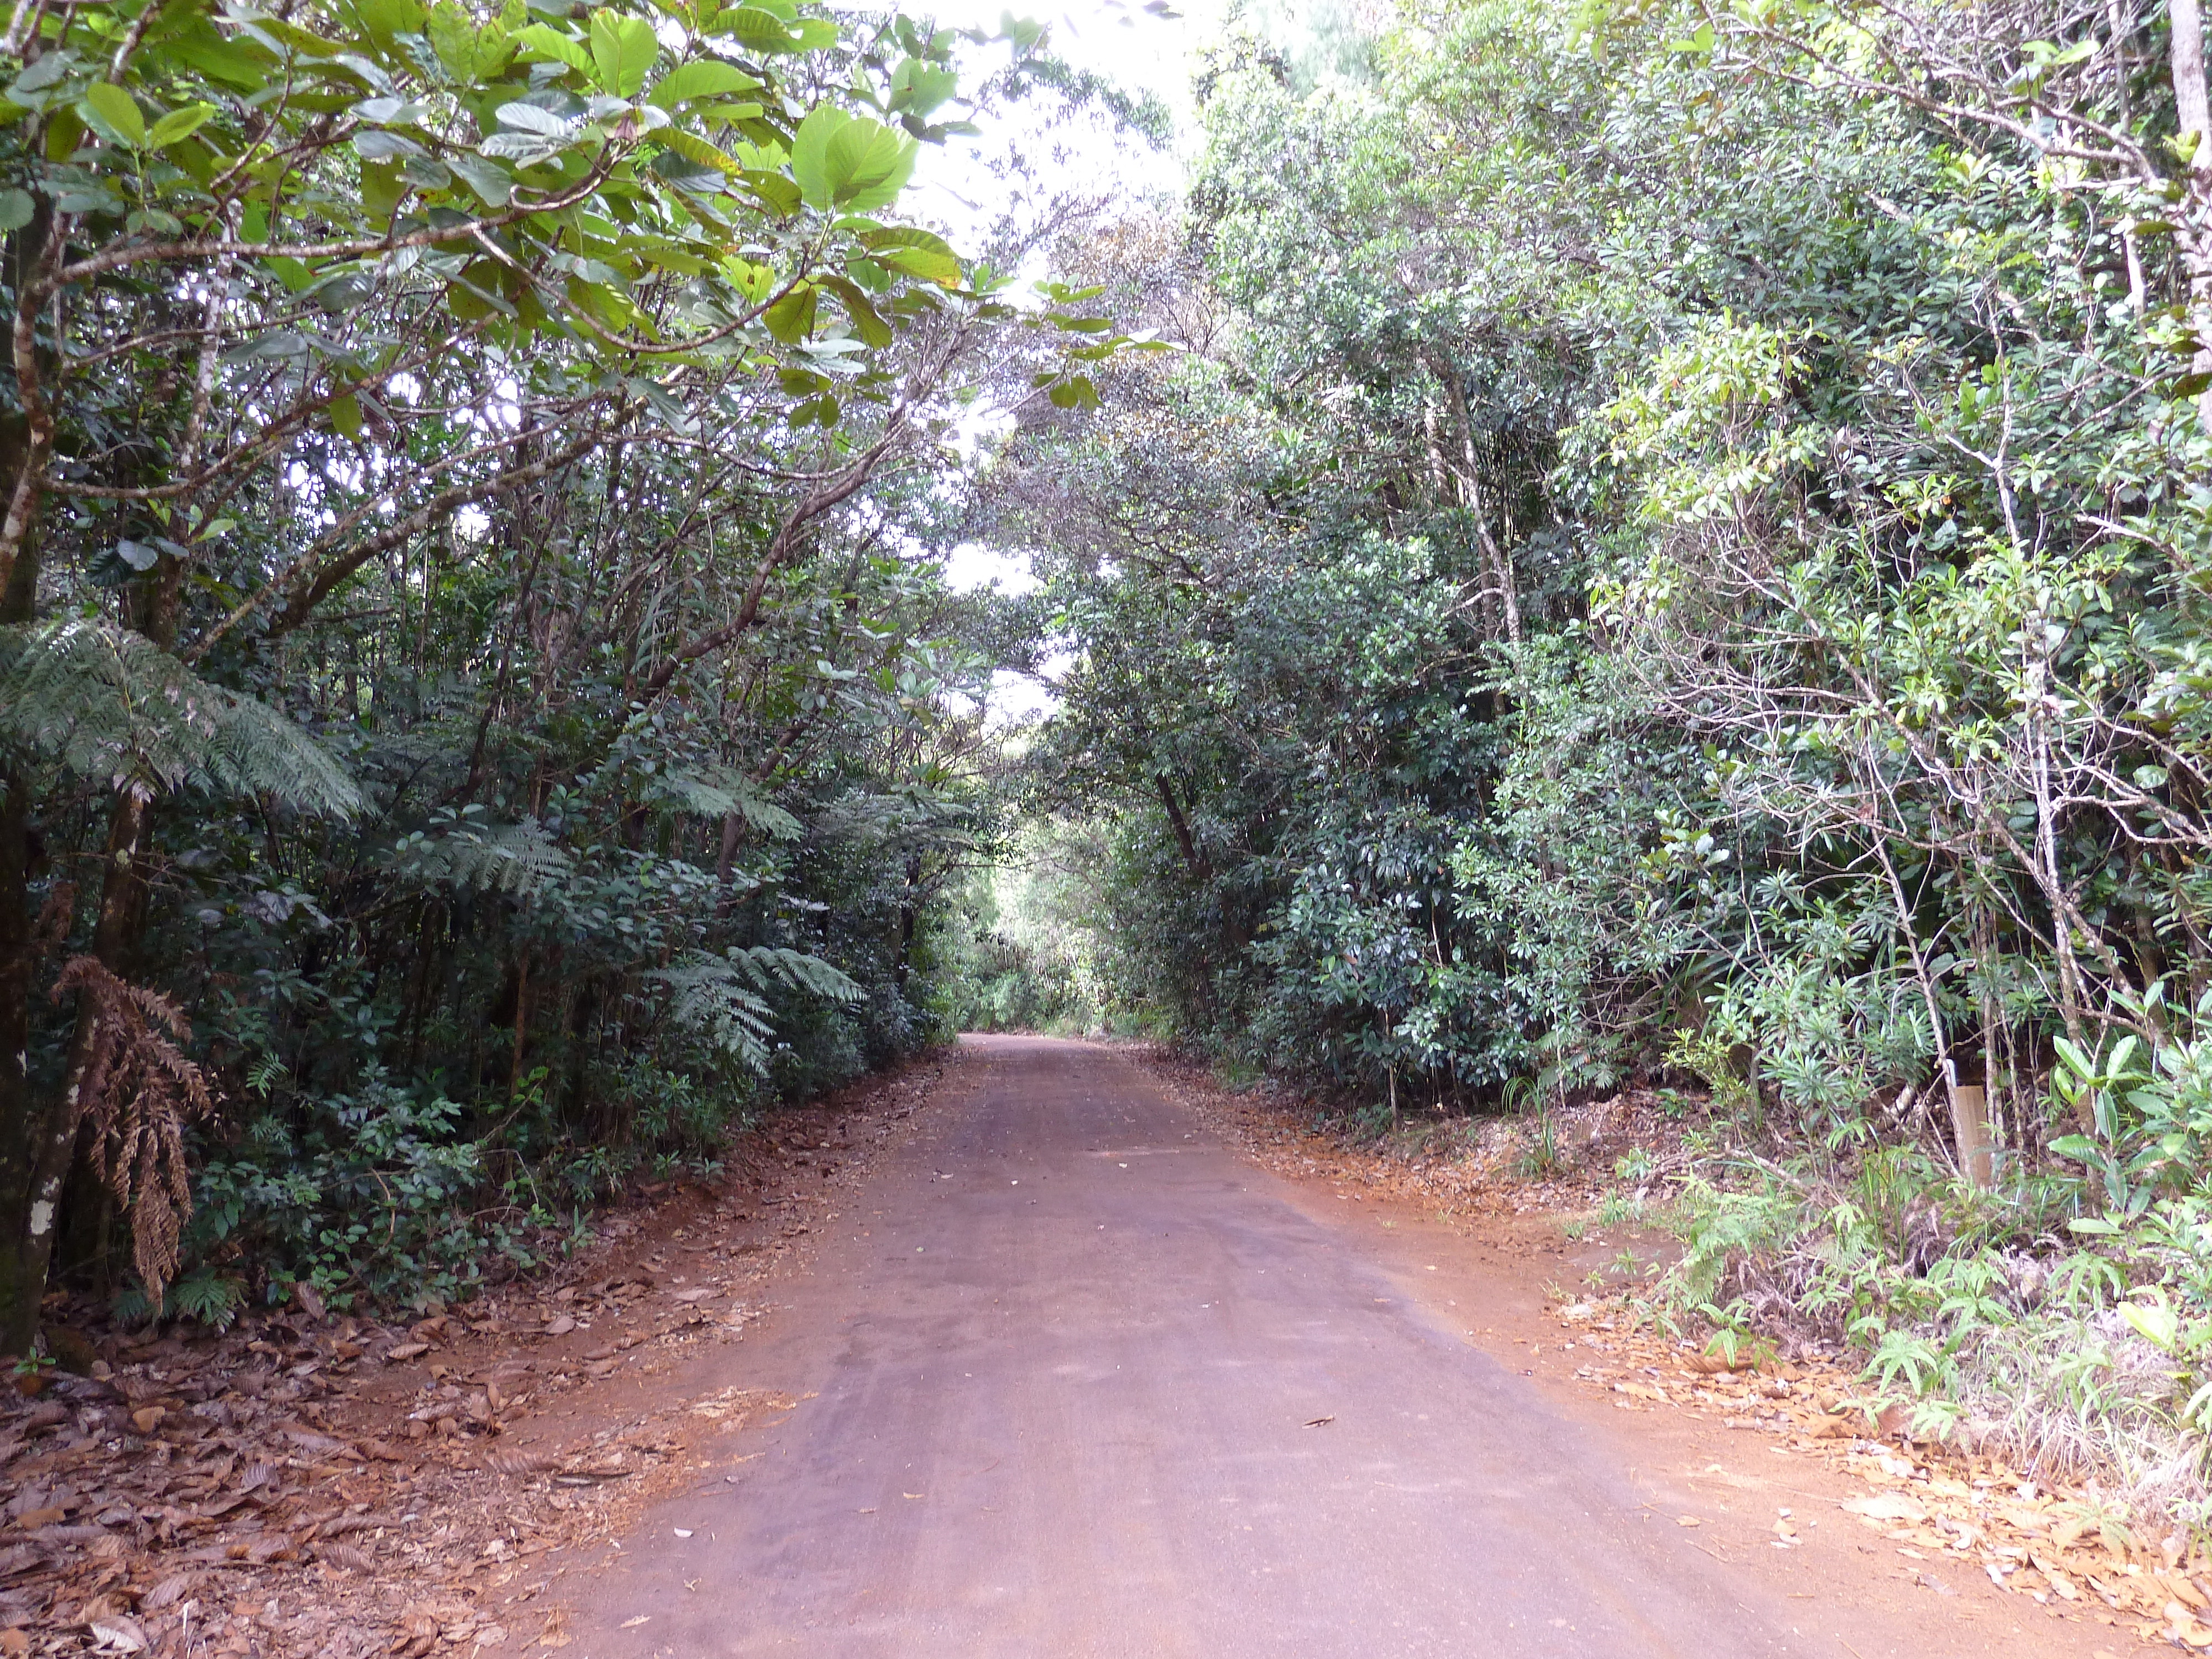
0;0;1156;1360
969;0;2212;1537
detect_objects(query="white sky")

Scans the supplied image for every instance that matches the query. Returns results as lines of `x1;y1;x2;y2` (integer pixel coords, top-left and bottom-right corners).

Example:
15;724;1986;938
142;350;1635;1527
910;2;1204;259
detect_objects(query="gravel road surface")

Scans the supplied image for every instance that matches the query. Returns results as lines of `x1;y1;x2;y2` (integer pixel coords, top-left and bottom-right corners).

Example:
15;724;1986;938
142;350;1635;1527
566;1037;2026;1657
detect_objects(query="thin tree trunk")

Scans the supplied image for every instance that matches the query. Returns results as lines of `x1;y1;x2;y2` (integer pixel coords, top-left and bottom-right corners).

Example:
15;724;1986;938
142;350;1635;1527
1873;838;1964;1167
1429;358;1522;645
2027;658;2091;1057
0;420;41;1352
509;950;533;1093
1155;774;1212;882
895;853;921;992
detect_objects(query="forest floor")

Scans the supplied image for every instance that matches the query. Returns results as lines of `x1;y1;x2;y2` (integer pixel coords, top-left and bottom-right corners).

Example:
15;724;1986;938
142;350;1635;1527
0;1051;958;1658
2;1036;2190;1656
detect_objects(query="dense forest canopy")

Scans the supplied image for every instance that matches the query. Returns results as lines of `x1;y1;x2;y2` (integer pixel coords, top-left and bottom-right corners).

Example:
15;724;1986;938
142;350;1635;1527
0;0;1157;1352
20;0;2212;1519
987;0;2212;1152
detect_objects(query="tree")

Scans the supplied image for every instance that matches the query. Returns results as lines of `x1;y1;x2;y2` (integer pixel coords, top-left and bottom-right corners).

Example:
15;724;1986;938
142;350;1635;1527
0;0;1120;1352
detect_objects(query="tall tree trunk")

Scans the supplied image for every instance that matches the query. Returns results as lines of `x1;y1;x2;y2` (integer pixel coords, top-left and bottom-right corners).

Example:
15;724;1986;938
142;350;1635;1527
0;201;57;608
509;950;534;1093
4;539;186;1352
0;187;62;1349
2177;0;2209;166
0;411;43;1352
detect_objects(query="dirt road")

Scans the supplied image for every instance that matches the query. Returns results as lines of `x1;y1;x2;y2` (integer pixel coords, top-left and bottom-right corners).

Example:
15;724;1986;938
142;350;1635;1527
565;1038;2095;1657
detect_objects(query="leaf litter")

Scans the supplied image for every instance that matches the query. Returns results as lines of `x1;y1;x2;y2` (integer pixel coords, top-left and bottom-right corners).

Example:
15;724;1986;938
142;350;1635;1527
0;1058;952;1656
1540;1290;2212;1649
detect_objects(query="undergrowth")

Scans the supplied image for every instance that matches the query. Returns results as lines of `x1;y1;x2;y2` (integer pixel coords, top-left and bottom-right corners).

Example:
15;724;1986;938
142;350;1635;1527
1269;992;2212;1539
1619;1015;2212;1538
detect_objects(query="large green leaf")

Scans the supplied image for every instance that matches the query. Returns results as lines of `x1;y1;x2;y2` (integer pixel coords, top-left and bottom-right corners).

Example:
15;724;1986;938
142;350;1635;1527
428;3;514;81
647;60;761;108
450;152;514;205
351;0;427;51
589;11;659;98
165;26;274;91
659;128;739;175
80;84;147;149
738;168;802;216
514;22;592;77
889;58;957;118
762;284;816;344
859;226;961;286
145;102;218;150
819;275;891;347
717;6;805;53
789;107;915;213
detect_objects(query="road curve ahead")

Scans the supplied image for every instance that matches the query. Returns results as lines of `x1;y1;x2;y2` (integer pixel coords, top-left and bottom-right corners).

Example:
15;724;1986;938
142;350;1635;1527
575;1036;1828;1657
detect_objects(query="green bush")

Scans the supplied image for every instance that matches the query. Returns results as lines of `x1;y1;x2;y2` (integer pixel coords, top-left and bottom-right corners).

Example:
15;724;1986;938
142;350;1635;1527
189;1070;498;1312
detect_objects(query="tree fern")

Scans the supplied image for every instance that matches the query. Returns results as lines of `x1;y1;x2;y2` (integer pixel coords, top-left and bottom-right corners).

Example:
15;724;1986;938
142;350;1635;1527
810;787;975;852
0;619;361;815
653;766;803;841
391;818;575;895
724;945;863;1004
649;947;863;1074
649;952;778;1073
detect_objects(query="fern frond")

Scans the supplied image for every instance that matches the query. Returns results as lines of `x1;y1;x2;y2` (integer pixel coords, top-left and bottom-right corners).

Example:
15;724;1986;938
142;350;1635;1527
653;766;802;841
165;1268;247;1331
649;951;776;1073
0;619;361;815
393;820;575;895
724;945;863;1004
51;954;217;1307
808;788;974;851
648;945;862;1073
808;790;902;842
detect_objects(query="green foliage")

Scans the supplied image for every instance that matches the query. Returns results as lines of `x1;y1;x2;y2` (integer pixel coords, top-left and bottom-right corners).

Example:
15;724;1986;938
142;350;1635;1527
0;619;361;814
933;821;1118;1034
114;1266;248;1332
1662;1030;1759;1127
979;0;2212;1215
0;0;1149;1340
2050;995;2212;1214
190;1073;490;1309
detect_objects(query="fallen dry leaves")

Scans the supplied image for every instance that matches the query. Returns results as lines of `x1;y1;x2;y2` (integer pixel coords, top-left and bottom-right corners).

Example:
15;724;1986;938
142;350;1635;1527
1550;1292;2212;1649
0;1057;953;1657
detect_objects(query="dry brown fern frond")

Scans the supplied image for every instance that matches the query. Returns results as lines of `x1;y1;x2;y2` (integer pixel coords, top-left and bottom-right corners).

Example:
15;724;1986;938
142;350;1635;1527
52;956;216;1305
29;881;77;960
